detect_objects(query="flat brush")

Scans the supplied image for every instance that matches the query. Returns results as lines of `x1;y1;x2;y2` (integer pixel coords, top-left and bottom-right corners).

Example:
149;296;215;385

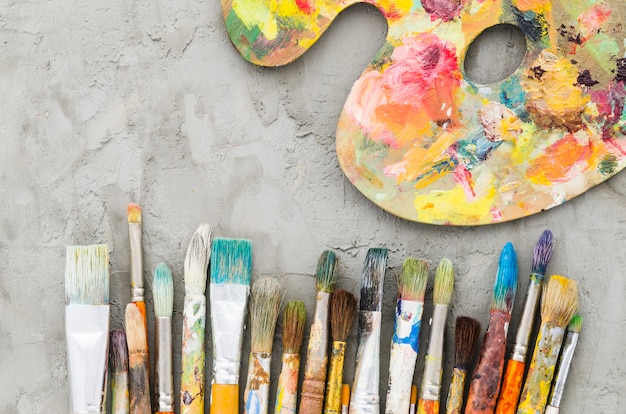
517;276;578;414
244;277;284;414
110;329;130;414
126;302;151;414
127;204;149;368
545;315;583;414
275;300;307;414
496;230;554;414
324;289;358;414
465;242;518;414
209;238;253;414
180;224;211;414
153;263;174;414
65;244;110;414
417;258;455;414
300;250;340;414
349;247;388;414
386;258;429;414
445;317;481;414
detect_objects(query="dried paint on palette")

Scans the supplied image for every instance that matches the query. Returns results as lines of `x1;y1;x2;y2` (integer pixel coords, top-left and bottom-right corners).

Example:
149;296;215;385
223;0;626;225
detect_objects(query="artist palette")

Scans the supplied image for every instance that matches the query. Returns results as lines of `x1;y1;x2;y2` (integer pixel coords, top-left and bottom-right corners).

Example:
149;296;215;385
221;0;626;225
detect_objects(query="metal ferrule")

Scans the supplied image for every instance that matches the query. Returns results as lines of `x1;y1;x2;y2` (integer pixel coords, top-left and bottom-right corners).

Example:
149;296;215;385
65;304;110;414
350;311;382;414
305;291;332;376
512;276;542;362
420;304;448;400
210;283;249;384
156;316;173;411
548;332;579;408
129;223;144;302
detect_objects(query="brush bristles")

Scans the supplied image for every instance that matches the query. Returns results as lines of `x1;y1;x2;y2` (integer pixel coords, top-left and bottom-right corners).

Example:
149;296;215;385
541;275;578;328
125;303;147;354
531;230;554;276
316;250;339;292
359;248;388;312
398;258;428;302
110;329;129;373
250;277;284;353
127;203;142;224
183;223;211;295
454;316;481;369
433;258;454;306
491;242;518;313
210;238;252;285
568;314;583;333
65;244;110;305
282;300;306;354
331;289;358;342
153;262;174;318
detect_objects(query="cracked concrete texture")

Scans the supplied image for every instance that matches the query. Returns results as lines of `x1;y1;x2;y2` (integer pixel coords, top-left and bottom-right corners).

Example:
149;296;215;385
1;0;625;413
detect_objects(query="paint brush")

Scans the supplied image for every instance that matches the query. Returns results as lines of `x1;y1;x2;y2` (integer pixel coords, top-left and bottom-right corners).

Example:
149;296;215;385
516;276;578;414
128;204;149;368
496;230;555;414
324;289;358;414
275;300;307;414
417;258;455;414
65;244;110;414
410;385;417;414
110;329;130;414
153;263;174;414
445;317;481;414
300;250;340;414
244;276;284;414
386;258;429;414
544;315;583;414
342;384;350;414
465;242;518;414
126;303;152;414
209;238;253;414
180;223;211;414
349;247;388;414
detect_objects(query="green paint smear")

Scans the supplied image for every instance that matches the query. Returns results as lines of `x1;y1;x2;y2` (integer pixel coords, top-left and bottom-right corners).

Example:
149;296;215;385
583;33;620;75
598;153;618;175
225;10;264;59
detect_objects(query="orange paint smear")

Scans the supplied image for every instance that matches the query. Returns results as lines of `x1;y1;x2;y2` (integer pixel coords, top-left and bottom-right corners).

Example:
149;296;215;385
525;134;595;184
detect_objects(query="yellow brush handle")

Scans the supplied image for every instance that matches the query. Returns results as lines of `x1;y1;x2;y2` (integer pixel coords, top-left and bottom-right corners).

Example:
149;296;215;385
211;384;239;414
495;359;525;414
445;368;466;414
324;341;346;414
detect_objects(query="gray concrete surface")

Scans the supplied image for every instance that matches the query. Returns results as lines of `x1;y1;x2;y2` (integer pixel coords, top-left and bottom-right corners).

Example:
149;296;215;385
1;0;625;413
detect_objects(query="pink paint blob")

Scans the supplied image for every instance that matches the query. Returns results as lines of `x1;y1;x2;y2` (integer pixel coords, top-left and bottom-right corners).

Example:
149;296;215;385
421;0;467;21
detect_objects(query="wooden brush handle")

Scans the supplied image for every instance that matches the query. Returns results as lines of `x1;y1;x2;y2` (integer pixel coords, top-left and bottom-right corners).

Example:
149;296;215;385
465;312;510;414
275;353;301;414
180;295;206;414
111;372;130;414
300;378;326;414
417;398;439;414
445;368;466;414
495;359;525;414
211;384;239;414
324;341;347;414
244;352;273;414
129;352;152;414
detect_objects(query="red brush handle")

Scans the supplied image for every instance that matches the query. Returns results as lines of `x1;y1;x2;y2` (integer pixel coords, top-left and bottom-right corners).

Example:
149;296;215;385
417;398;440;414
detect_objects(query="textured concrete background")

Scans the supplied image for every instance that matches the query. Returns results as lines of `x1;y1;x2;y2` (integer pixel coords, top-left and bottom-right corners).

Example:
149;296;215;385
2;0;626;413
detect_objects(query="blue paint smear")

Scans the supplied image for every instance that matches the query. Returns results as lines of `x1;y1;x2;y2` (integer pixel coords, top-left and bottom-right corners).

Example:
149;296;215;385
392;300;422;353
245;390;261;414
500;77;527;113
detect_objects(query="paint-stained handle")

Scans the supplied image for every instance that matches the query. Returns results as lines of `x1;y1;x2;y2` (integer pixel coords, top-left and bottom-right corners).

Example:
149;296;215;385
210;383;239;414
112;372;130;414
129;353;152;414
181;295;206;414
300;378;326;414
275;353;301;414
324;341;347;414
465;312;510;414
445;368;466;414
517;324;566;414
417;398;439;414
495;359;525;414
244;352;272;414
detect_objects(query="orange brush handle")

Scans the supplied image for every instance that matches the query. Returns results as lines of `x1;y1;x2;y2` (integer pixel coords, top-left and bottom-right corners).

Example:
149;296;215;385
134;301;149;355
417;398;440;414
495;360;525;414
210;384;239;414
